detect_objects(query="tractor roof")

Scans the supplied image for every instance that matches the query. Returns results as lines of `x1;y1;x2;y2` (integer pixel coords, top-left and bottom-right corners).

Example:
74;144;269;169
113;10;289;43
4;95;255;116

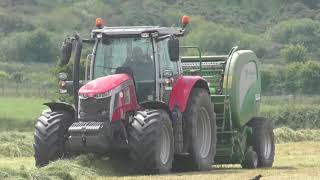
92;26;185;37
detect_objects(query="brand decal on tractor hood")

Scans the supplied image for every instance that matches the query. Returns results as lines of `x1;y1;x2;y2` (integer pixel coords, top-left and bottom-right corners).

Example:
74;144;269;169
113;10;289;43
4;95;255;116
79;74;131;97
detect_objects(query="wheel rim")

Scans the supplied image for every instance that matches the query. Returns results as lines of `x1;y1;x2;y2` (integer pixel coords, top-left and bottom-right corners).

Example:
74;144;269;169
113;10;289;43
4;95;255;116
263;131;272;159
160;124;170;164
197;107;212;158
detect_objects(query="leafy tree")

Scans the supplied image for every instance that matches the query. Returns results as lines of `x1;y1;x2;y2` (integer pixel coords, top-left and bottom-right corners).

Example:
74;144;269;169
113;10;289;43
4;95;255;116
9;72;24;94
0;29;56;62
52;59;86;81
301;0;319;9
262;61;320;95
281;44;308;63
269;19;320;50
0;71;9;94
0;71;9;80
301;61;320;94
0;13;34;34
24;29;56;62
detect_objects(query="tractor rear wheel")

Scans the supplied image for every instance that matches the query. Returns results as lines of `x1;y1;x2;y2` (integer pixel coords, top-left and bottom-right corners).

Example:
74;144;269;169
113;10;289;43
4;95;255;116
174;88;216;171
248;117;275;168
128;109;174;174
33;110;73;167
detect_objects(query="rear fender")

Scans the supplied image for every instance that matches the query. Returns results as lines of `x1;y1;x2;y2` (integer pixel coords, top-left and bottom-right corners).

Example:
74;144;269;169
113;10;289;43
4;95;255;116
169;75;209;112
44;102;75;117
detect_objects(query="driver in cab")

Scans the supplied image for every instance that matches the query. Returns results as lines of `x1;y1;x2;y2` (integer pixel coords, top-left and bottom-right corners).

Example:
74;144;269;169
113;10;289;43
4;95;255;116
123;46;154;102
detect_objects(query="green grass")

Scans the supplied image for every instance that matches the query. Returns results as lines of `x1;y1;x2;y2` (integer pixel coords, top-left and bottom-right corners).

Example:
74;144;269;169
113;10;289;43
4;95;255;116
1;128;319;158
0;142;320;180
0;131;33;157
0;95;319;179
0;95;319;132
0;97;45;131
0;128;319;179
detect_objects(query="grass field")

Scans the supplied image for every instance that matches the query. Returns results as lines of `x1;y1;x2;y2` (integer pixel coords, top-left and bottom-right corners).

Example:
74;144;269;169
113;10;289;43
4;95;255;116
0;141;319;180
1;95;320;132
0;97;45;131
0;96;320;179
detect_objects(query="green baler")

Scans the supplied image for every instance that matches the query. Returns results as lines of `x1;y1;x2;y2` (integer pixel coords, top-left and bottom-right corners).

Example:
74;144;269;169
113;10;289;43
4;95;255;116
181;46;274;167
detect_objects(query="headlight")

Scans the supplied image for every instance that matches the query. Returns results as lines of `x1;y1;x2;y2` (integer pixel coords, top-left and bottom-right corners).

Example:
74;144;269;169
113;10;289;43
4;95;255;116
79;93;89;99
79;90;112;99
95;90;112;99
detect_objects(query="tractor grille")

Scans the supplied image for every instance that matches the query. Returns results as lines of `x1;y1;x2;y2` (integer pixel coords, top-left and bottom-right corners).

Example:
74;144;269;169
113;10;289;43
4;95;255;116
79;97;111;121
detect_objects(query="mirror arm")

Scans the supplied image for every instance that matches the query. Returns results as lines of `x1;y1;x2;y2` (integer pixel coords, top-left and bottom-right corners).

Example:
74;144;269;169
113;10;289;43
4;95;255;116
82;38;95;44
85;54;93;81
156;34;173;42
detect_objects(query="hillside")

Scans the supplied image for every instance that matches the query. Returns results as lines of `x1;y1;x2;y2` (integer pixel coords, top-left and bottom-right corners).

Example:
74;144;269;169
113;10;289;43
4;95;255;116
1;0;320;95
1;0;320;62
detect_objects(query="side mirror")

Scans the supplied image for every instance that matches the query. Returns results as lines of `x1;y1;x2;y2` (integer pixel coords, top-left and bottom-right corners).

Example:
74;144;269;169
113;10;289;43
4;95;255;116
60;41;72;67
168;38;180;62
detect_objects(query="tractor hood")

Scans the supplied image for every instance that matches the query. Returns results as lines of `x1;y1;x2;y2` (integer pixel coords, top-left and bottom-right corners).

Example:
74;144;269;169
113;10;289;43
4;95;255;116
79;74;131;97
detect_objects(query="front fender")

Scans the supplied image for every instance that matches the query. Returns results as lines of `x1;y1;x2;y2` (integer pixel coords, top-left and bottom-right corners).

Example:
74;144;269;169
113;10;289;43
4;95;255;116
44;102;75;117
140;101;171;116
169;75;209;112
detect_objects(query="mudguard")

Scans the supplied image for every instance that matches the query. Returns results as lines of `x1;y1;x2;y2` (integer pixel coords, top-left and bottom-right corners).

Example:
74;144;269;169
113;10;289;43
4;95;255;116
140;101;171;114
44;102;75;117
169;75;209;112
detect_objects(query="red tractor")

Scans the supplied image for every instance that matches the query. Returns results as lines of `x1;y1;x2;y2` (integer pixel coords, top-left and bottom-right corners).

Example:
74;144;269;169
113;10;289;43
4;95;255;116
34;16;274;173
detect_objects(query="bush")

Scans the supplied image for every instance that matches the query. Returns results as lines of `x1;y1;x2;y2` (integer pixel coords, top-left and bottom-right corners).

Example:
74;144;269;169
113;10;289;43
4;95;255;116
52;59;87;81
281;44;308;63
261;96;320;129
0;13;34;34
0;29;57;63
261;61;320;95
0;71;9;80
274;127;320;143
183;17;271;58
268;18;320;50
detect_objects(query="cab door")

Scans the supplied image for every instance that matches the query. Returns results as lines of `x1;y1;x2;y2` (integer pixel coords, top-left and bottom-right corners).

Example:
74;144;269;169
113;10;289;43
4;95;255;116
156;38;180;103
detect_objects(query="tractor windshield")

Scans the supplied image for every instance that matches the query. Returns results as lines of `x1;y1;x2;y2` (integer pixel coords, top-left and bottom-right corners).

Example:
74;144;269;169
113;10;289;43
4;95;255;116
93;37;154;81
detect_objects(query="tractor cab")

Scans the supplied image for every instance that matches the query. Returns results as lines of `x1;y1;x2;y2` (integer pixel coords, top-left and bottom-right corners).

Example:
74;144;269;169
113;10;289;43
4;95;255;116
89;26;182;103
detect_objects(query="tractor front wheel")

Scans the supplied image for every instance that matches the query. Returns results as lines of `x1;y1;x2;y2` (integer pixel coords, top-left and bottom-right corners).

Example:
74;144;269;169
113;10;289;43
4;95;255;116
128;109;174;174
33;110;73;167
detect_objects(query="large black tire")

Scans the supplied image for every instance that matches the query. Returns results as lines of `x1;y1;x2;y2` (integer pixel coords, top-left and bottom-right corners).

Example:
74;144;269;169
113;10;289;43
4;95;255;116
174;88;216;171
128;109;174;174
248;117;275;168
33;110;73;167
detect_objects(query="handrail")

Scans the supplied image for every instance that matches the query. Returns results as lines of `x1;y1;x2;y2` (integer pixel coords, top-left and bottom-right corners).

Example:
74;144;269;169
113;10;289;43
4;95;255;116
180;46;202;73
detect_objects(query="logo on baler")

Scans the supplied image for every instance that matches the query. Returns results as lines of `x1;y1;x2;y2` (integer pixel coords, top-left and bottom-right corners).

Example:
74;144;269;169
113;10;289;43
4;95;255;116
239;62;257;109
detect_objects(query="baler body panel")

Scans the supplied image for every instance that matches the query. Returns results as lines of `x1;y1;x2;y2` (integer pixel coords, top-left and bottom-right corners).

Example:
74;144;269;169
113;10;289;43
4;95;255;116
224;50;261;128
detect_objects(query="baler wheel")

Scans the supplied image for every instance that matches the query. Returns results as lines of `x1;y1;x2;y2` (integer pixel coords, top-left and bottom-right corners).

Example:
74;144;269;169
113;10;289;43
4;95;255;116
33;110;73;167
174;88;216;171
128;109;174;174
248;117;275;167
